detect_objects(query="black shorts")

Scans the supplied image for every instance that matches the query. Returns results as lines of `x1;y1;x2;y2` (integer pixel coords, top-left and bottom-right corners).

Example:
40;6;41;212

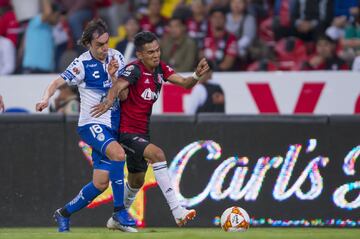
119;133;150;173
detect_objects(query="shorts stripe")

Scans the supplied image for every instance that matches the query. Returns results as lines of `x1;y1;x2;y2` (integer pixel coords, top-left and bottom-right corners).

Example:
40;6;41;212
121;143;136;154
100;159;111;165
100;138;115;155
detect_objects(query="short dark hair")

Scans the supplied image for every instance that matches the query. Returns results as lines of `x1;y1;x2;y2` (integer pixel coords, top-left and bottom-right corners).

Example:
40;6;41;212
170;16;187;26
209;6;227;16
78;18;108;47
134;31;158;51
316;34;337;44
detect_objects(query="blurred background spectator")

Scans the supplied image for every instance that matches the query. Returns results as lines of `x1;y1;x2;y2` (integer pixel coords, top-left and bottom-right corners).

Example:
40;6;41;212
139;0;168;38
97;0;130;36
49;84;79;115
0;0;20;47
57;0;96;53
326;0;358;41
201;6;237;71
0;35;15;75
185;0;208;49
225;0;256;58
160;17;197;72
184;61;225;114
292;0;320;42
22;0;62;73
115;15;140;64
0;0;358;74
302;35;349;70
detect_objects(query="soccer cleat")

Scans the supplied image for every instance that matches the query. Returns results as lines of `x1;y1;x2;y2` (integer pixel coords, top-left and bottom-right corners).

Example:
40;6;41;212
53;209;70;232
173;207;197;227
112;209;136;227
106;217;138;233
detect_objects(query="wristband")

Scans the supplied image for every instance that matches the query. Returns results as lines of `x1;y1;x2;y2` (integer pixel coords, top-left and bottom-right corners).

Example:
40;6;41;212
192;72;200;81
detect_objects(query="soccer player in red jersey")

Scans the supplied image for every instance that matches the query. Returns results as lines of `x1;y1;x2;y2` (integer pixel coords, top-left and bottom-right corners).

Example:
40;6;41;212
92;31;209;227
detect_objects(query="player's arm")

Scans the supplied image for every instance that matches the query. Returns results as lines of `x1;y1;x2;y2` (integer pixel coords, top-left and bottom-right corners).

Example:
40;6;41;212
91;78;130;118
36;77;66;112
167;58;210;89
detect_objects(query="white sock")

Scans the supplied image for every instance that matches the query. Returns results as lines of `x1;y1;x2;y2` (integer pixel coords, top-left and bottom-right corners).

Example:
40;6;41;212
124;182;140;209
152;161;180;211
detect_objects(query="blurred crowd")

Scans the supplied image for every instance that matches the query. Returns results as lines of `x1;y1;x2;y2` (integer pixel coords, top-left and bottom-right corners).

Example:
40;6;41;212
1;0;360;75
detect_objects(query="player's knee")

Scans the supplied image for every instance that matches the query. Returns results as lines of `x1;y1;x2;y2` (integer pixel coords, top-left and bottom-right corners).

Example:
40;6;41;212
113;151;126;162
128;176;145;189
93;181;109;191
109;147;126;162
150;148;166;163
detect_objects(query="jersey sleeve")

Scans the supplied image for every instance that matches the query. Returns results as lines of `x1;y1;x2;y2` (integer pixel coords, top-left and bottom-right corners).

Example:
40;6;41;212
121;64;141;85
60;58;85;86
160;61;176;81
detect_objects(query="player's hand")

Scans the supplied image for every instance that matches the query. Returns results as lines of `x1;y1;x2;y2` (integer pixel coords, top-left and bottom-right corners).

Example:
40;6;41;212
91;99;112;118
108;56;119;77
35;99;49;112
195;58;210;77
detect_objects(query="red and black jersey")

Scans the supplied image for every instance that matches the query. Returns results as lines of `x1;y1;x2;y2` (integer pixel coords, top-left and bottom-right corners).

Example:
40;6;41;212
120;60;176;135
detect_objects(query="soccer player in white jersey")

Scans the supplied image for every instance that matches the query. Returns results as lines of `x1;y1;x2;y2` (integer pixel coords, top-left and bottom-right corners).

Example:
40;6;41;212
36;19;136;233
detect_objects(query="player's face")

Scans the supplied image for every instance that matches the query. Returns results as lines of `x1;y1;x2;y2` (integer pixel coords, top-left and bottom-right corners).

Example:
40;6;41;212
138;40;161;70
89;32;109;62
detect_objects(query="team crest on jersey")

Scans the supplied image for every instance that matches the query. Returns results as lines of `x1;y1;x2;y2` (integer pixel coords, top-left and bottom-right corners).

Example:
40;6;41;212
97;133;105;141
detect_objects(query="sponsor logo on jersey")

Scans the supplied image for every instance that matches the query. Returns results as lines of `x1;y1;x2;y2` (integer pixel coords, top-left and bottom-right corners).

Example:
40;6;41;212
123;70;131;77
61;70;76;81
115;179;123;185
103;78;112;88
126;65;135;71
133;136;148;142
86;63;97;68
144;72;152;76
123;65;134;77
92;71;100;79
72;67;80;75
144;78;150;84
141;88;159;101
70;59;79;67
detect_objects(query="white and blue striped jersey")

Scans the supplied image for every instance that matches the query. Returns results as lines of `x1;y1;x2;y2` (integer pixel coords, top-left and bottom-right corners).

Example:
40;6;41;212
60;48;125;130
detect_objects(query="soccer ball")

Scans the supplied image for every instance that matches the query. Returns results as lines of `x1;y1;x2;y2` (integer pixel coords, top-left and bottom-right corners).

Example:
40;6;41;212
220;206;250;232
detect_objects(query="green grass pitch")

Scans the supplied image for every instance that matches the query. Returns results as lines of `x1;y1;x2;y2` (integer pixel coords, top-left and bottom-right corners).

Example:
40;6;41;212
0;228;359;239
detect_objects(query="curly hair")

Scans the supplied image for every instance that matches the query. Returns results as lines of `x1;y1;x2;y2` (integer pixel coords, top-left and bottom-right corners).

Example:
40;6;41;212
78;18;108;48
